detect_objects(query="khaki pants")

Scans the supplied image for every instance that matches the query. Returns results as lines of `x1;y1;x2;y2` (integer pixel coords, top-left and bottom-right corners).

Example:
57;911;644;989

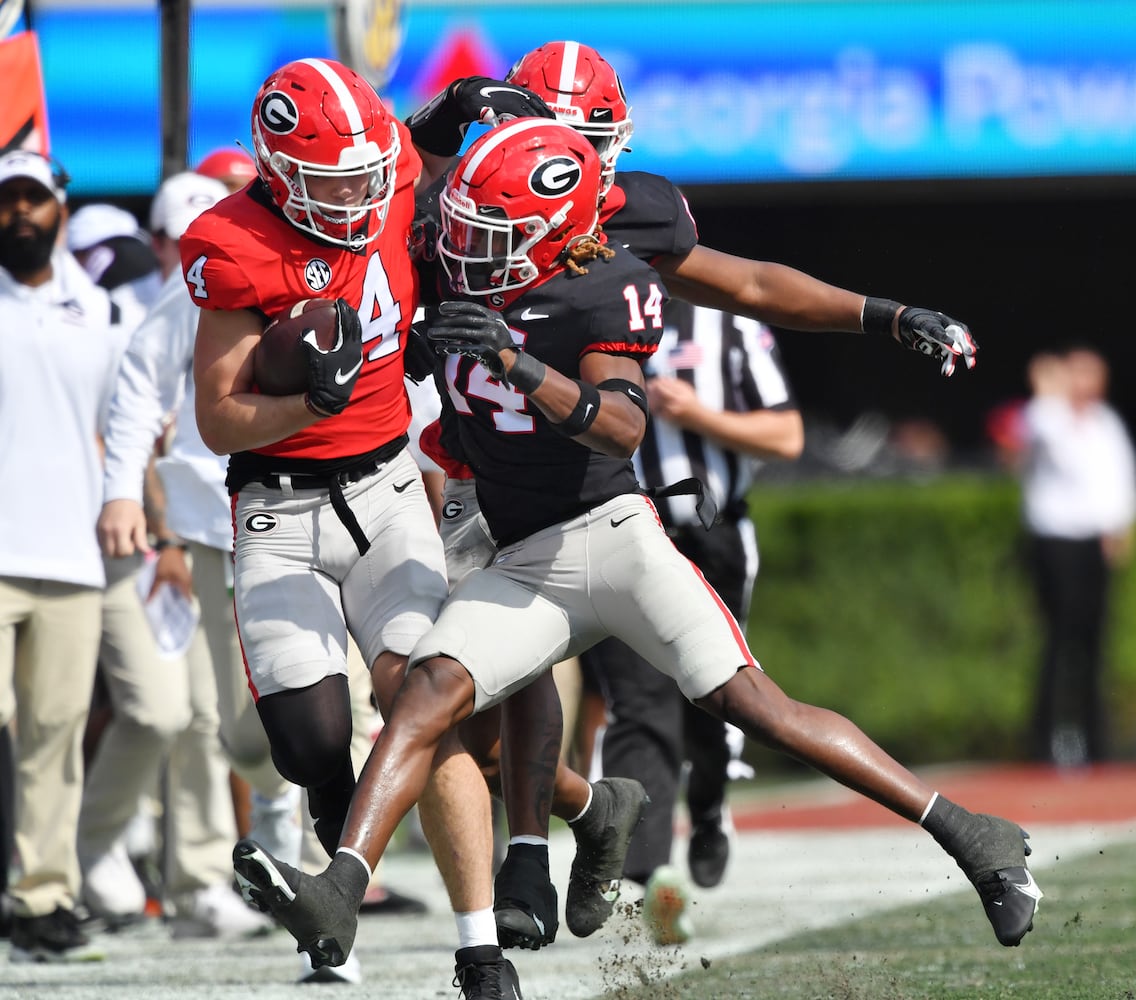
81;554;237;895
189;543;289;801
0;576;102;917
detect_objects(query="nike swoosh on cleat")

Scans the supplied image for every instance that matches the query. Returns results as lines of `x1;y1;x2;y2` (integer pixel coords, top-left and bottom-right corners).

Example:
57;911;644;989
334;358;363;385
1005;869;1043;902
610;513;639;528
392;479;415;493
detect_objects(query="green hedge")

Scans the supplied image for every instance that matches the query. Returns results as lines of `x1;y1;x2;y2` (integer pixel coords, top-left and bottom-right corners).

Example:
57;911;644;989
741;474;1136;769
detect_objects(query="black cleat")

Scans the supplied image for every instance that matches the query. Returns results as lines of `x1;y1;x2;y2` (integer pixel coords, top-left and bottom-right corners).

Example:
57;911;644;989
493;845;558;950
565;778;649;938
232;838;358;969
453;944;524;1000
9;906;105;963
950;816;1043;946
687;814;731;888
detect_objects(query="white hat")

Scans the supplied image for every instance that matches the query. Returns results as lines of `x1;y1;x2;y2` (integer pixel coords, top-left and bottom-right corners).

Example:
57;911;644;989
0;150;68;203
149;171;229;239
67;203;143;252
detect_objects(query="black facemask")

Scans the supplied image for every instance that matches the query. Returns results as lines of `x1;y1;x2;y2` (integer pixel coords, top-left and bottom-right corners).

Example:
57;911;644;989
0;213;61;277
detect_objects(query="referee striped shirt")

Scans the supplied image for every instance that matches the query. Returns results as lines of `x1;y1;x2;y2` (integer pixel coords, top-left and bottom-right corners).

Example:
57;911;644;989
636;300;797;528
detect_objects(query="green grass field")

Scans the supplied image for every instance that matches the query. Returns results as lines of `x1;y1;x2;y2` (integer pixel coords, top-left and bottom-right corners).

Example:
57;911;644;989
591;840;1136;1000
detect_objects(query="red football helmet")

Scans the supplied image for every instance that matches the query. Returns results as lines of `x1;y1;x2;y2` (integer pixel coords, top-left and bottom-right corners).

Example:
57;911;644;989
506;41;633;194
250;58;400;248
439;118;602;297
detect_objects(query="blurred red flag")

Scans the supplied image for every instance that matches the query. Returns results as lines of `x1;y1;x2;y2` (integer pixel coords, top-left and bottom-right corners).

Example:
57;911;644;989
1;31;49;155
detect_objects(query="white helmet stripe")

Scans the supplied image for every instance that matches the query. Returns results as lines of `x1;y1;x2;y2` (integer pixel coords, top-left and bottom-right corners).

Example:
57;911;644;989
300;58;366;146
454;118;566;198
557;41;581;97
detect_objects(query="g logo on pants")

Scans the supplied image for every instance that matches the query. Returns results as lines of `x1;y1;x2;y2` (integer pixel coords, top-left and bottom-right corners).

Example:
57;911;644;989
441;498;465;521
244;512;279;534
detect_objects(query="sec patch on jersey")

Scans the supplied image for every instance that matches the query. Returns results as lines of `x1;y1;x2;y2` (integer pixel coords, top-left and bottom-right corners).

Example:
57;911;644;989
253;298;340;395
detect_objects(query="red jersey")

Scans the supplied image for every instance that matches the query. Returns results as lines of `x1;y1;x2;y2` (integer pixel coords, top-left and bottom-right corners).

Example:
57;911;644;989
179;122;421;462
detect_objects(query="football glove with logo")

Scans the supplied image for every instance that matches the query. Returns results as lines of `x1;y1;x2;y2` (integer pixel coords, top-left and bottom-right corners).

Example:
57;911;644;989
304;298;363;417
427;300;546;393
405;76;556;157
862;296;978;377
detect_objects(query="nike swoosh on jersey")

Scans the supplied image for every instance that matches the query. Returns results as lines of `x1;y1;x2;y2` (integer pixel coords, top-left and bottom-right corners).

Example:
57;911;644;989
392;479;415;493
610;513;640;528
334;358;363;385
520;307;549;321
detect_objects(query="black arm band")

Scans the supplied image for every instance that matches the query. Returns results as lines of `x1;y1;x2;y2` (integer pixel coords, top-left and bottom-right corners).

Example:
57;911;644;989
551;381;602;437
506;351;546;395
861;297;902;336
597;378;650;419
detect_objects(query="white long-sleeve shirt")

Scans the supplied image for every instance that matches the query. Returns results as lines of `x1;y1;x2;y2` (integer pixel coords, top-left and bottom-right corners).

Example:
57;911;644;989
0;251;123;587
102;270;232;551
1022;394;1136;539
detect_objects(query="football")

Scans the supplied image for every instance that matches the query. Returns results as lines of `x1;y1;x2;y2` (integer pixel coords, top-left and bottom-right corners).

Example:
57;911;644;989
253;298;340;396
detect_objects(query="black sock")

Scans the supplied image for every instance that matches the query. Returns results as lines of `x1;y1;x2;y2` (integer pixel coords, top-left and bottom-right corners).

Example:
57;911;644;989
504;841;550;873
328;851;372;912
920;794;971;850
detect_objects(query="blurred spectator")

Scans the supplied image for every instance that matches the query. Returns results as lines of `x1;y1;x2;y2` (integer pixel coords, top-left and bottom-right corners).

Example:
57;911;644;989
68;200;166;901
193;147;257;194
67;202;161;330
1021;347;1136;767
984;397;1028;472
0;150;120;962
579;301;803;945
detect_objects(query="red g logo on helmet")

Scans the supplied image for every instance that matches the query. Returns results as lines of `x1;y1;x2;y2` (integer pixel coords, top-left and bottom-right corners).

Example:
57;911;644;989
529;156;582;198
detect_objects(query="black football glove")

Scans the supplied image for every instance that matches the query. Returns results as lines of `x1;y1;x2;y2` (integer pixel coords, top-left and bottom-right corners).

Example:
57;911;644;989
304;297;363;417
427;300;546;393
405;76;555;157
403;319;438;384
897;307;978;376
862;297;978;377
409;212;440;264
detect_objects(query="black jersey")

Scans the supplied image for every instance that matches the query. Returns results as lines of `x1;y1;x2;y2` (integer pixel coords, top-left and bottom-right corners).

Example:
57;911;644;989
423;169;699;477
440;245;667;546
602;171;699;265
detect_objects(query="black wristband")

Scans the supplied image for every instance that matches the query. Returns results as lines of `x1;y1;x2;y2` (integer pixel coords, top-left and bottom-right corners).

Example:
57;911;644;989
506;351;546;394
861;297;902;336
551;381;602;437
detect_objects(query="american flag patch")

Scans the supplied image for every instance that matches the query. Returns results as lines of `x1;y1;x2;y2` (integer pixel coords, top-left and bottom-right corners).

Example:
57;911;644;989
666;341;704;370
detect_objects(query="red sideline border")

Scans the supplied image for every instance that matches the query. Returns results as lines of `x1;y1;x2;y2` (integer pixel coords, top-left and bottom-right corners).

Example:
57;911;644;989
729;763;1136;831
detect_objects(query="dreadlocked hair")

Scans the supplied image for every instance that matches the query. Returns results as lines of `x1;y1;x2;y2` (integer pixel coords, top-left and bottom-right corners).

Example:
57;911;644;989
563;226;616;276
